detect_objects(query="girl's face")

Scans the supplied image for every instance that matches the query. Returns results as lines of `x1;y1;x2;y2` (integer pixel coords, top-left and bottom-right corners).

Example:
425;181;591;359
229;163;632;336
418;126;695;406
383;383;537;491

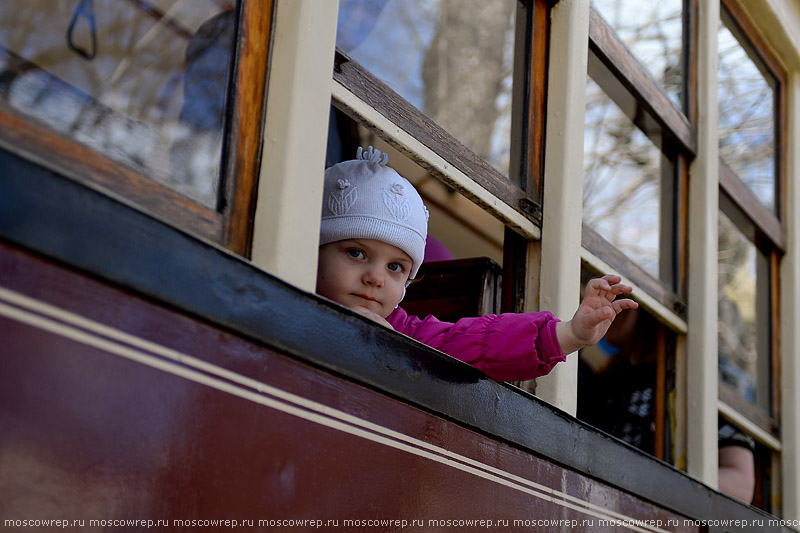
316;239;413;319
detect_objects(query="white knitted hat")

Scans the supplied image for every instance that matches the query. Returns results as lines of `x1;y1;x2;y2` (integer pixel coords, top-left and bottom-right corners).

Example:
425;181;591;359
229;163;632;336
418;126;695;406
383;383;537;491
320;146;429;279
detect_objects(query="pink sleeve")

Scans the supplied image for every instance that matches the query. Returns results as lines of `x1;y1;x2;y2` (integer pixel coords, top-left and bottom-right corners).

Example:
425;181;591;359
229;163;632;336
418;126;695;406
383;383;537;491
386;307;566;382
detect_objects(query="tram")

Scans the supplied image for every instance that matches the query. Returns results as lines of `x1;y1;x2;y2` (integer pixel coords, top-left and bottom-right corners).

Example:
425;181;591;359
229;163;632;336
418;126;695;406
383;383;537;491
2;0;800;531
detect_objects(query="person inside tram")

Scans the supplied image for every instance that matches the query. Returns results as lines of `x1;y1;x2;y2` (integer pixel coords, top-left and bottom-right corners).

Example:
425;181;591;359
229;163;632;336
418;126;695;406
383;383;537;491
316;146;638;382
718;422;756;504
578;307;756;504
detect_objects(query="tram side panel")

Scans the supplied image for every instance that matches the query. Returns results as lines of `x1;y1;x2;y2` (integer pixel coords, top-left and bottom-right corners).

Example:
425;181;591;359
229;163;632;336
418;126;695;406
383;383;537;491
0;241;700;531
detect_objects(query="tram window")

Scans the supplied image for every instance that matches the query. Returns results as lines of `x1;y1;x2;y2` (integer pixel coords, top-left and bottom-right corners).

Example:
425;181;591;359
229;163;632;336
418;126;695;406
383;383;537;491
718;210;772;417
713;2;784;514
581;4;690;464
716;0;784;442
335;0;517;178
583;4;689;312
583;76;667;283
0;1;231;206
323;106;516;329
718;5;779;216
577;265;677;461
0;1;266;253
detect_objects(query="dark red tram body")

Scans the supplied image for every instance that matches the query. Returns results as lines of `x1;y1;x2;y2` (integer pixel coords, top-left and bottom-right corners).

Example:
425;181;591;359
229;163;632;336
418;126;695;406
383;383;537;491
0;153;785;532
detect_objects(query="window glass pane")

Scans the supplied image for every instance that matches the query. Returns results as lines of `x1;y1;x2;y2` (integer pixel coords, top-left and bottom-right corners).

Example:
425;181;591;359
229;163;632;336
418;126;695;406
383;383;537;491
584;77;663;280
0;1;235;208
336;0;516;176
592;0;683;109
718;16;776;213
718;211;771;413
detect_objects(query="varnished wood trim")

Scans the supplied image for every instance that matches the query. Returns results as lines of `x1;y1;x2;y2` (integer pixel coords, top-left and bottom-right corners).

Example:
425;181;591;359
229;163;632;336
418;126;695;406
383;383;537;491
655;322;667;460
719;158;786;252
581;224;686;318
222;0;273;256
721;0;786;87
771;251;780;422
588;7;696;157
525;0;549;210
778;68;787;226
502;227;534;314
676;154;689;300
503;0;548;317
0;105;222;242
333;51;531;222
331;84;541;240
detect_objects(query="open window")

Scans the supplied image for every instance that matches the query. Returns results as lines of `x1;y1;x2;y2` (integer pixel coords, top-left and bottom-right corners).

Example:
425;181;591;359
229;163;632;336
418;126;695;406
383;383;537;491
330;0;552;327
325;111;506;321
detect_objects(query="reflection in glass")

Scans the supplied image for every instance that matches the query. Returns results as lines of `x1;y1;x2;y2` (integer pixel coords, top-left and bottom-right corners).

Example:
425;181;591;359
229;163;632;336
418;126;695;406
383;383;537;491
718;17;776;213
0;0;235;208
592;0;684;109
583;77;662;279
336;0;516;176
718;211;771;412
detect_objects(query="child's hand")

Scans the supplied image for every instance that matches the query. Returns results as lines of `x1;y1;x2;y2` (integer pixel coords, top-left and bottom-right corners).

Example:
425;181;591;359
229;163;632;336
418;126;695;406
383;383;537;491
351;306;394;329
555;275;638;354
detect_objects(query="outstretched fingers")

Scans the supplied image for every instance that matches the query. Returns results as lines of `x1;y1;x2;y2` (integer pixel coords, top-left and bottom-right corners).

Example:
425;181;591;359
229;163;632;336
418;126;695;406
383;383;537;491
585;305;614;326
584;277;612;298
611;298;638;314
581;293;638;333
585;275;633;302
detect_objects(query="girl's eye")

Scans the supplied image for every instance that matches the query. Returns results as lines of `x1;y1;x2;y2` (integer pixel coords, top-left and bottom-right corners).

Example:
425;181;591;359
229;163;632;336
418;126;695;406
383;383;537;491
347;248;365;259
387;262;404;273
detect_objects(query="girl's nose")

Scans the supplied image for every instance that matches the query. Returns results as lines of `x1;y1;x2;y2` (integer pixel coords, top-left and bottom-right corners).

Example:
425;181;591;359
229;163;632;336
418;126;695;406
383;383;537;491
362;265;384;287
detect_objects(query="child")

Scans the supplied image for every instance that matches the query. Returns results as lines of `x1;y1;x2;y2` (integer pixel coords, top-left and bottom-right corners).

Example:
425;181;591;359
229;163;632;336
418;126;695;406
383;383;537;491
317;147;638;382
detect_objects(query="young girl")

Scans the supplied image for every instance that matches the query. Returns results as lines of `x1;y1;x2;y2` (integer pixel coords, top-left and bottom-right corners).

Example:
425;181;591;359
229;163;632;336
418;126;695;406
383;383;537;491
317;147;638;382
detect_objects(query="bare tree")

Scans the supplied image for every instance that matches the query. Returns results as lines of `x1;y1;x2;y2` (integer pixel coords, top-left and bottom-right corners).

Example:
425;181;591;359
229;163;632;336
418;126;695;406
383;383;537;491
420;0;516;170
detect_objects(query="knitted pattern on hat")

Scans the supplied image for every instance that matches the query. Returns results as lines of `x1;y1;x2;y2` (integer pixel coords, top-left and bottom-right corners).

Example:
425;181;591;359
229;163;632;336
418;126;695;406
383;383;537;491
321;146;429;279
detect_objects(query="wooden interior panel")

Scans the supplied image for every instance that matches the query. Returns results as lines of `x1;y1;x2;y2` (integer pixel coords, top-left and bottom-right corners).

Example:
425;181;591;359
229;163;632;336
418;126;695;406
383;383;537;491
401;258;502;322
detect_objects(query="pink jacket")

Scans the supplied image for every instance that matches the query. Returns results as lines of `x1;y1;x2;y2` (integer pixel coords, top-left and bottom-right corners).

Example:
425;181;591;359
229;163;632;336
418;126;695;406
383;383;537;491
386;307;565;382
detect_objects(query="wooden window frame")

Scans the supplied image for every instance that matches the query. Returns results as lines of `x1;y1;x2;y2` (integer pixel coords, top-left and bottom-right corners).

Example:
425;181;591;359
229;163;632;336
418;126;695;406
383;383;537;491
717;0;786;440
0;0;272;257
719;0;787;225
584;2;694;315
